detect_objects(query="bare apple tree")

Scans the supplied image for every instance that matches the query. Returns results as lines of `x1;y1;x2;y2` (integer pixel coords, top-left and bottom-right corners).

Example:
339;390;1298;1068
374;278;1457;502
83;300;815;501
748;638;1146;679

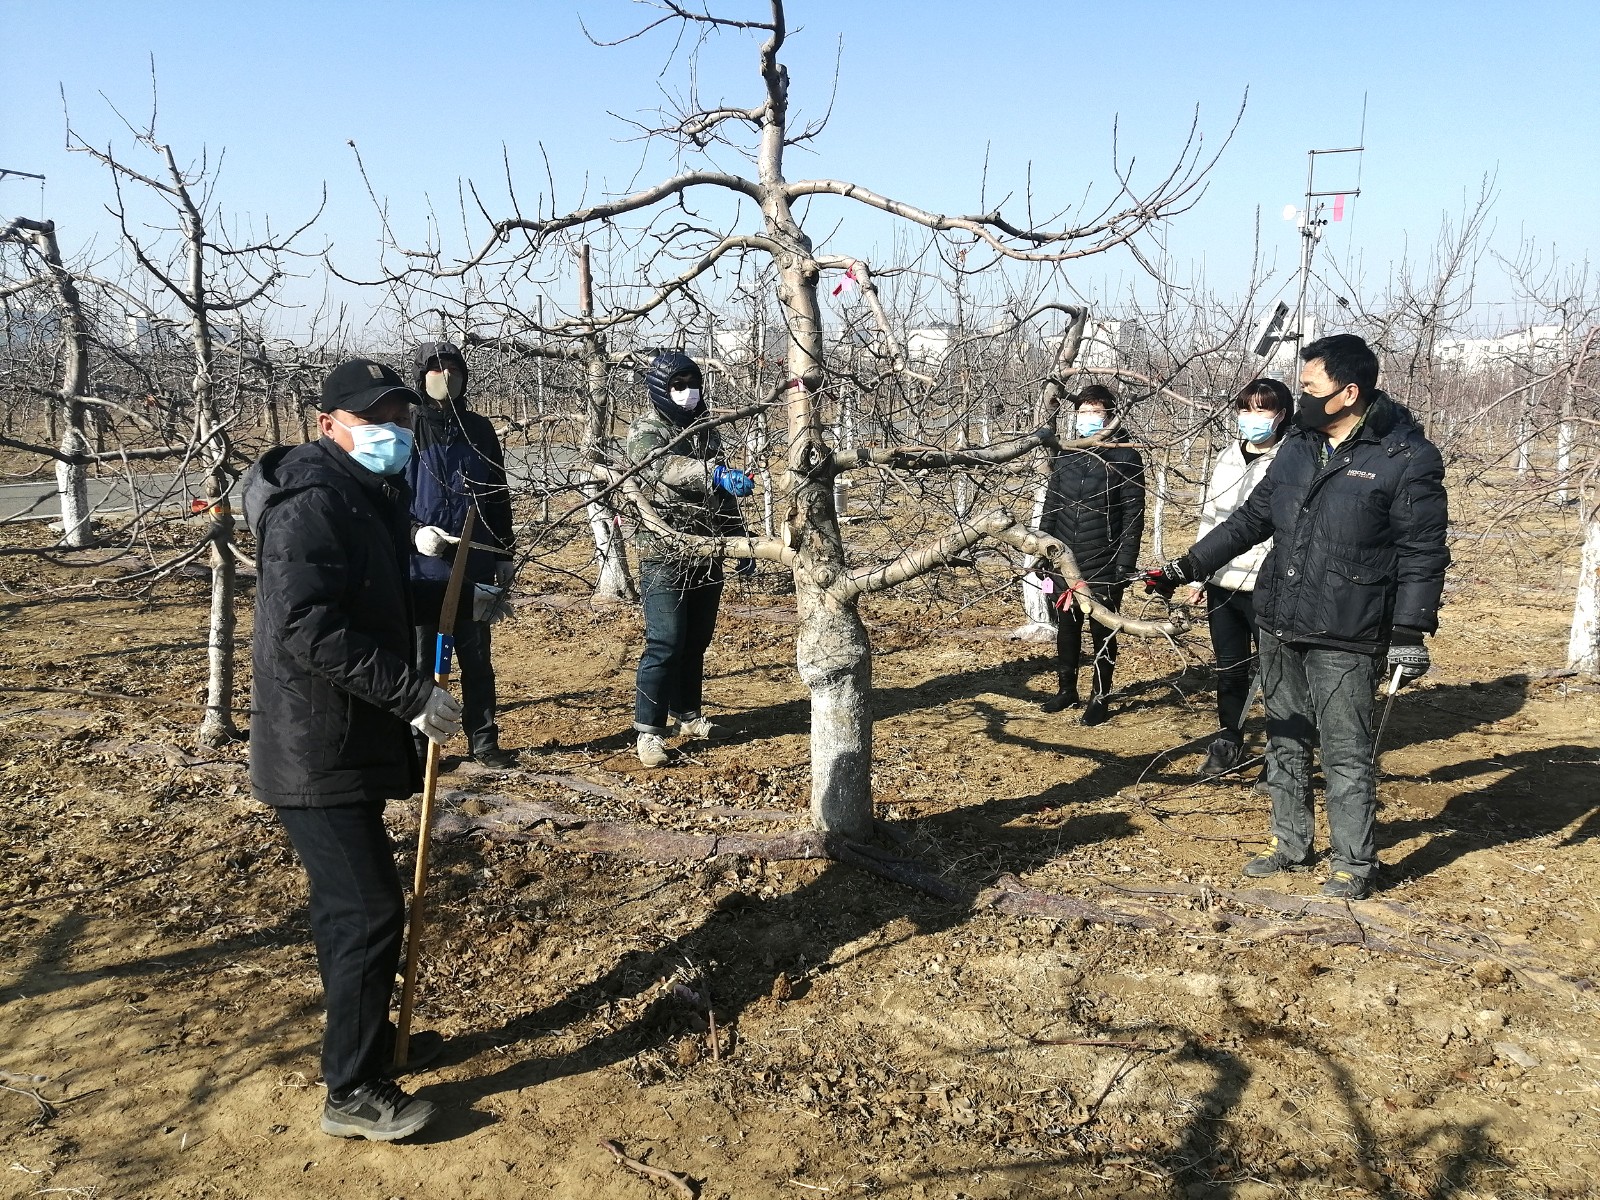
373;0;1234;834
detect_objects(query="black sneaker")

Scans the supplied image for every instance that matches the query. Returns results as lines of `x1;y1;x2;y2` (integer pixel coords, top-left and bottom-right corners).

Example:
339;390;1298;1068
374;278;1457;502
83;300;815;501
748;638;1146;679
473;746;519;770
320;1079;435;1141
1241;838;1308;879
1198;736;1243;781
1321;871;1371;901
1080;698;1110;727
384;1027;445;1074
1039;691;1081;713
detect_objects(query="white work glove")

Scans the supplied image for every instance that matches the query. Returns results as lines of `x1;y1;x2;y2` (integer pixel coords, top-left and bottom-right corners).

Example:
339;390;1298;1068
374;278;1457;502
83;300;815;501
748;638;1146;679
409;685;462;745
472;582;512;625
494;560;515;589
414;525;457;558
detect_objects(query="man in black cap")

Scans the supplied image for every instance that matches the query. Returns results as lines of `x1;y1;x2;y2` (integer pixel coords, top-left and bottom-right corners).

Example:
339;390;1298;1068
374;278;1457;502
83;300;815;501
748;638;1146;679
242;358;459;1141
404;341;518;769
1144;334;1449;900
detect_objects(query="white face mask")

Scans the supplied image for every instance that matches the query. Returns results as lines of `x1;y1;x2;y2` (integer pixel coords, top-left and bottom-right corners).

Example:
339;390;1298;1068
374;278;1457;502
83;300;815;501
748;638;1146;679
670;386;701;410
424;369;464;403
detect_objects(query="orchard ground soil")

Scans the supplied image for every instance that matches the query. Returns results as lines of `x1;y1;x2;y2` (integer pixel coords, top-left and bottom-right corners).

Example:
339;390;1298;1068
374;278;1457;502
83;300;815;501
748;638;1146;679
2;512;1598;1200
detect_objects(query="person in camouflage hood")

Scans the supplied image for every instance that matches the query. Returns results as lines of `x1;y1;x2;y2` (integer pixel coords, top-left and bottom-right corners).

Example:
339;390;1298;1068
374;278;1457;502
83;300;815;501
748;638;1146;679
625;351;753;767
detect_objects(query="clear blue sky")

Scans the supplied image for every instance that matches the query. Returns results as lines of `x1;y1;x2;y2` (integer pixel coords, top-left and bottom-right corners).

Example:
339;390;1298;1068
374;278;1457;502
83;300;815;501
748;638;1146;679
6;0;1596;336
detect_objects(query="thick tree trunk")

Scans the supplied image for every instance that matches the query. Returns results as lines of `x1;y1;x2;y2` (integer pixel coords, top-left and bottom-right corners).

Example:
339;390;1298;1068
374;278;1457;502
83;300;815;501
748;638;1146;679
55;404;92;548
796;580;873;835
199;504;239;747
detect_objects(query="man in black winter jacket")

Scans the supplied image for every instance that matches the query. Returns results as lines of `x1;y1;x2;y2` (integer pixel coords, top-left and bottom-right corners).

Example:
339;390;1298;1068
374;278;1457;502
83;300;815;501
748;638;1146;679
1146;335;1450;900
405;341;518;768
244;358;461;1141
1039;385;1146;726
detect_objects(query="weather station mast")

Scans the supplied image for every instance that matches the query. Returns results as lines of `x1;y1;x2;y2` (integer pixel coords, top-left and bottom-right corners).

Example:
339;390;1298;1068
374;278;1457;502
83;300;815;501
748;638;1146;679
1251;107;1367;373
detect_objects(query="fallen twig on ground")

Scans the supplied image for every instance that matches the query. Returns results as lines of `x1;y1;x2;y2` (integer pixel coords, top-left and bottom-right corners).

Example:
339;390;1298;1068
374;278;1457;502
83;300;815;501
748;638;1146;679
599;1138;697;1198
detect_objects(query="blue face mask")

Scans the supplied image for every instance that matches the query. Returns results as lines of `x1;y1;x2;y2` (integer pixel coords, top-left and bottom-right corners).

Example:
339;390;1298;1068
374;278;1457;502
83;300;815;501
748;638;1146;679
1238;411;1280;445
333;417;414;475
1075;412;1106;438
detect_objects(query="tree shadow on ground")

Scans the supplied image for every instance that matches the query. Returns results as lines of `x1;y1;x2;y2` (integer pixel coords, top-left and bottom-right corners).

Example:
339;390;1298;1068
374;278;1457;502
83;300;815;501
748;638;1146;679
1381;741;1599;886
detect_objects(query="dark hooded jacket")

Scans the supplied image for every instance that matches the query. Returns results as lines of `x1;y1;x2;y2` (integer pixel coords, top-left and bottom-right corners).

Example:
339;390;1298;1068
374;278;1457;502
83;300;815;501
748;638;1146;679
242;439;431;807
625;351;744;557
1040;443;1147;586
404;341;515;621
1185;391;1450;652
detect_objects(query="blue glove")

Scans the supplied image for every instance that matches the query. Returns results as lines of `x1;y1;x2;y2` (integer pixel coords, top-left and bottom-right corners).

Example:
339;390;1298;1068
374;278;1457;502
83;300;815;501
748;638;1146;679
711;465;755;498
733;556;757;578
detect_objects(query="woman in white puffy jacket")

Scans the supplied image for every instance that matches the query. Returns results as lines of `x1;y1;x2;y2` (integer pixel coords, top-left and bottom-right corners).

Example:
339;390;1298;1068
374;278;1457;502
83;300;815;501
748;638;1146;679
1190;378;1293;779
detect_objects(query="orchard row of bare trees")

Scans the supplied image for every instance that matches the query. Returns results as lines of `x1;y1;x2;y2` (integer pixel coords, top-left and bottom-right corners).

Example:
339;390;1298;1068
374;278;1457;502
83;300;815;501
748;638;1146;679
3;0;1598;831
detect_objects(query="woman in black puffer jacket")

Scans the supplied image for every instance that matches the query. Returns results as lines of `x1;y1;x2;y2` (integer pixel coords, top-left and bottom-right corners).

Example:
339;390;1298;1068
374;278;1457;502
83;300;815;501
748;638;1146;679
1039;386;1146;725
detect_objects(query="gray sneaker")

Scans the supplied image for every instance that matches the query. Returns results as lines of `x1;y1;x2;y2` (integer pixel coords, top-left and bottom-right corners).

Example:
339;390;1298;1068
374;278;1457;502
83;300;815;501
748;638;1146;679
1242;837;1308;879
1321;870;1371;901
321;1079;435;1141
636;732;670;767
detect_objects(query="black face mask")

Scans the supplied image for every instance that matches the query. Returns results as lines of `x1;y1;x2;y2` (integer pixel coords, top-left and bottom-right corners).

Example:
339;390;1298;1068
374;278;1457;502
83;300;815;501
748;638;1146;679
1295;386;1349;431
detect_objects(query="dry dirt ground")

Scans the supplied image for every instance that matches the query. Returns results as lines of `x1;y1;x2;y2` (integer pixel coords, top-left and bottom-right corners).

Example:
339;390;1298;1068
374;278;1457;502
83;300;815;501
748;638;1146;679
2;515;1598;1200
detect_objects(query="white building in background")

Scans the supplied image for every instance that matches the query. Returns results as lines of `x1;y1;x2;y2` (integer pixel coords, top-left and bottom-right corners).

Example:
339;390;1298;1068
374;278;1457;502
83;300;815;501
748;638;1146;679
1437;325;1565;371
905;324;957;365
1074;318;1142;371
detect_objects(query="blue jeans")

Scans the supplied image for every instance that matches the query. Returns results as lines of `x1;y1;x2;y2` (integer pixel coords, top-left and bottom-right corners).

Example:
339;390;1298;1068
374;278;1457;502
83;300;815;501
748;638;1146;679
1258;630;1382;880
634;558;724;735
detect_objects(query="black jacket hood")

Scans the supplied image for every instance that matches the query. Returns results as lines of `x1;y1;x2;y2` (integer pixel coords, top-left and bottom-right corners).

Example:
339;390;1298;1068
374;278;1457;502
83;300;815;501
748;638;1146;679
644;350;704;428
412;340;472;407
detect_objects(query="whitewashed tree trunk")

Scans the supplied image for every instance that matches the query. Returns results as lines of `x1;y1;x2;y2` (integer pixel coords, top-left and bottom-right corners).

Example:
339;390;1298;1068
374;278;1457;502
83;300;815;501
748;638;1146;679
4;218;94;547
1150;450;1169;562
1016;477;1054;634
55;409;92;547
578;245;638;604
1568;495;1600;674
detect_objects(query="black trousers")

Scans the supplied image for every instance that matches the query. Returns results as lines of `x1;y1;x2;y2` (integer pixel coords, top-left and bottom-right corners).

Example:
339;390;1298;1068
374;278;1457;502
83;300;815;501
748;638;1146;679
414;613;498;754
1205;583;1257;739
276;803;405;1098
1053;581;1123;699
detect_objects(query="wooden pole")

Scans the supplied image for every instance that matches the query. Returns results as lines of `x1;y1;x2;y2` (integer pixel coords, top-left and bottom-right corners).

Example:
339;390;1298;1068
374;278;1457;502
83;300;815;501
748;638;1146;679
394;505;478;1066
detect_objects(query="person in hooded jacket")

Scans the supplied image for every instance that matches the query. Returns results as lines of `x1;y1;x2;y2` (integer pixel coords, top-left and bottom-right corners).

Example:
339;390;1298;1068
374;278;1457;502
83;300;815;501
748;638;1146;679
242;358;461;1142
1038;385;1146;726
626;351;754;768
1187;378;1292;780
1144;335;1449;900
405;341;518;769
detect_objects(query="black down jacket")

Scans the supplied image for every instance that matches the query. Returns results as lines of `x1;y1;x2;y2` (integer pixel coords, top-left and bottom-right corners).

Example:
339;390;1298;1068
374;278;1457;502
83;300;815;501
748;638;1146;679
242;439;433;807
1040;445;1147;585
1185;392;1450;653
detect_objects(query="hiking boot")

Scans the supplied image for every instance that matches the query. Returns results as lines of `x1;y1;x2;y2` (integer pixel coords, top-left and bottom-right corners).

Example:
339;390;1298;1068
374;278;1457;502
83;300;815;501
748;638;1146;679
1242;838;1308;879
1039;690;1081;713
1321;871;1371;901
321;1079;435;1142
676;715;719;740
1198;736;1243;781
472;745;519;770
636;732;670;768
1080;697;1110;727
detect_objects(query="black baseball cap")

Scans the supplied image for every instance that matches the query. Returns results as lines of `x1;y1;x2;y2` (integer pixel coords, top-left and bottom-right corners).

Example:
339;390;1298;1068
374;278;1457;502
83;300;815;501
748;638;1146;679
319;358;420;414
